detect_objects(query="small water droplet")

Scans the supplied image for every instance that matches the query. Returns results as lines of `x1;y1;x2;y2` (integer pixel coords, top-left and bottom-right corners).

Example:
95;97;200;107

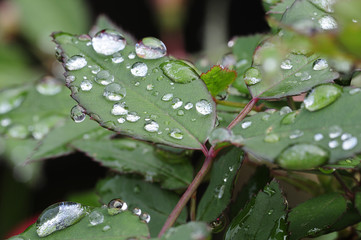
102;225;111;232
135;37;167;59
169;128;183;140
214;185;225;199
244;67;261;85
289;129;304;139
7;124;28;139
146;84;154;91
267;209;274;215
95;70;114;85
80;80;93;91
304;84;342;111
299;71;312;81
313;59;329;70
132;208;142;216
280;106;292;116
210;215;226;233
281;111;298;125
139;212;151;223
184;102;193;110
92;29;126;55
209;128;232;145
314;133;324;141
162;93;173;102
177;110;184;116
117;117;125;123
329;125;342;138
280;59;293;70
328;140;339;148
342;137;357;150
241;121;252;129
160;60;199;84
172;98;183;109
65;55;87;70
341;133;352;141
91;65;101;75
65;75;75;84
36;77;62;95
128;52;136;59
318;15;338;30
131;62;148;77
196;99;212;115
88;210;104;226
126;112;140;122
262;114;270;121
1;118;11;127
36;202;89;237
264;186;276;196
111;53;124;63
307;227;321;236
71;105;86;123
144;120;159;132
349;88;361;95
103;83;126;101
107;199;128;215
111;103;128;115
264;133;280;143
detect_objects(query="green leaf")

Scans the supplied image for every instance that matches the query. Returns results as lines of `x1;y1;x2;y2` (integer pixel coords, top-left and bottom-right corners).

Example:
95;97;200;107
96;175;188;237
156;222;211;240
196;147;244;222
71;138;193;189
225;180;288;240
12;205;149;240
200;66;236;96
53;32;216;150
232;87;361;165
288;193;347;240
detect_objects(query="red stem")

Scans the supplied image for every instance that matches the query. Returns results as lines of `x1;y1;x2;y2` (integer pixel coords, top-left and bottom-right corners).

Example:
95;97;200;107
227;98;259;130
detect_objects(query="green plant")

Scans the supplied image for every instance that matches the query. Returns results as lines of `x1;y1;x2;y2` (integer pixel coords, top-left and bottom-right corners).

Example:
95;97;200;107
4;0;361;239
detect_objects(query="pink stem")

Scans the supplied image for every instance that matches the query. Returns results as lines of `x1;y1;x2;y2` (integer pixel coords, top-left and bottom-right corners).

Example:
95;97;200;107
227;98;259;130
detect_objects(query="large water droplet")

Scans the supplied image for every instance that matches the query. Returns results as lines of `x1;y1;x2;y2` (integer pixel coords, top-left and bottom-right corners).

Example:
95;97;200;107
169;128;183;140
88;210;104;226
244;67;261;86
139;212;151;223
135;37;167;59
107;199;128;215
277;144;329;170
280;59;293;70
65;55;87;70
279;106;292;116
71;105;86;123
289;129;304;139
103;83;126;101
36;202;89;237
318;15;338;30
172;98;183;109
131;62;148;77
264;133;280;143
304;84;342;111
329;125;342;138
111;103;128;115
214;185;225;199
196;99;212;115
208;128;232;145
313;59;329;70
342;137;357;150
95;70;114;85
349;88;361;95
0;88;27;114
36;77;62;95
126;112;141;122
92;29;126;55
80;80;93;91
144;120;159;132
160;60;199;84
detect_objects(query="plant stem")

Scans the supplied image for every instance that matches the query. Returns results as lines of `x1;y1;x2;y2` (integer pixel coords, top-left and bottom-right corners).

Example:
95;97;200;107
190;191;197;221
227;98;259;130
287;97;296;110
333;171;354;199
158;146;216;237
216;100;248;108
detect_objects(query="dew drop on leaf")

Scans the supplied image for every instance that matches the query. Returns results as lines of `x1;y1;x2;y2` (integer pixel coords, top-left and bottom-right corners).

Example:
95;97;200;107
328;140;339;148
126;112;141;122
65;75;75;84
80;80;93;91
241;121;252;129
36;202;89;237
280;59;293;70
314;133;324;141
162;93;173;102
309;0;335;13
214;185;225;199
209;128;232;145
312;59;329;70
318;15;338;30
88;210;104;226
65;55;87;70
7;124;28;139
184;102;193;110
169;128;183;140
103;83;126;101
70;105;86;123
195;99;212;115
128;52;136;59
102;225;111;232
280;106;292;116
92;29;126;55
135;37;167;59
139;212;151;223
107;199;128;215
117;117;125;123
36;77;62;95
132;208;142;216
281;111;297;125
342;137;358;150
289;129;304;139
277;144;329;170
0;89;26;114
304;84;342;111
95;70;114;85
144;120;159;132
264;133;280;143
111;53;124;63
91;65;101;75
349;88;361;95
210;215;226;233
172;98;183;109
111;103;128;116
244;67;261;86
329;125;342;139
263;186;276;196
131;62;148;77
160;60;199;84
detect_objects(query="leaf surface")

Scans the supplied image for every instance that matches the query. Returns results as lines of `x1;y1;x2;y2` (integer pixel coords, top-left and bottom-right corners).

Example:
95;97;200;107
200;66;236;96
156;222;211;240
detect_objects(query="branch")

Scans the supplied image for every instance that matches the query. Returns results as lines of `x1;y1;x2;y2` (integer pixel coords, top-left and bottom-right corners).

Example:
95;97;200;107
227;98;259;129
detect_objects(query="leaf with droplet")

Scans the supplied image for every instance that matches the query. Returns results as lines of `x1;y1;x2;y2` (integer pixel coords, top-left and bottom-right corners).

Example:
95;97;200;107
200;65;236;96
288;193;347;240
96;175;188;237
232;87;361;165
71;138;193;189
154;222;211;240
11;203;150;240
225;180;288;240
53;31;215;150
196;147;243;222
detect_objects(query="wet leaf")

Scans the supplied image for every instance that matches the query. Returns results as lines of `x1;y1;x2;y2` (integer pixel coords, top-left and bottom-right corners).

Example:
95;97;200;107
200;65;236;96
53;31;215;150
225;180;288;240
72;138;193;189
96;175;187;237
197;147;244;222
288;193;347;240
232;87;361;165
155;222;211;240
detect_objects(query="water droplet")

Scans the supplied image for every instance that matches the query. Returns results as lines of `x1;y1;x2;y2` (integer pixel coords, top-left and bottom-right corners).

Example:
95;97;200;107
280;106;292;116
313;59;329;70
36;202;89;237
349;88;361;95
262;114;270;121
92;29;126;55
144;120;159;132
267;209;274;215
0;88;27;114
318;15;338;30
342;137;357;150
71;105;86;123
210;215;226;233
1;118;11;127
263;186;276;196
209;128;232;145
307;227;321;236
7;124;28;139
169;128;183;140
328;140;339;148
221;54;237;68
36;77;62;95
280;59;293;70
160;60;199;84
299;71;312;81
65;75;75;84
281;111;297;125
112;53;124;63
135;37;167;59
126;112;140;122
184;102;193;110
128;52;136;59
214;185;225;199
196;99;212;115
146;84;154;91
80;80;93;91
88;210;104;226
244;67;261;85
91;65;101;74
139;212;151;223
95;70;114;85
264;133;280;143
314;133;324;141
65;55;87;70
277;144;329;170
172;98;183;109
103;83;126;101
289;129;304;139
102;225;111;232
107;199;127;215
177;110;184;116
117;117;125;123
162;93;173;102
304;84;342;111
329;125;342;138
131;62;148;77
132;208;142;216
111;103;128;116
241;121;252;129
310;0;335;13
